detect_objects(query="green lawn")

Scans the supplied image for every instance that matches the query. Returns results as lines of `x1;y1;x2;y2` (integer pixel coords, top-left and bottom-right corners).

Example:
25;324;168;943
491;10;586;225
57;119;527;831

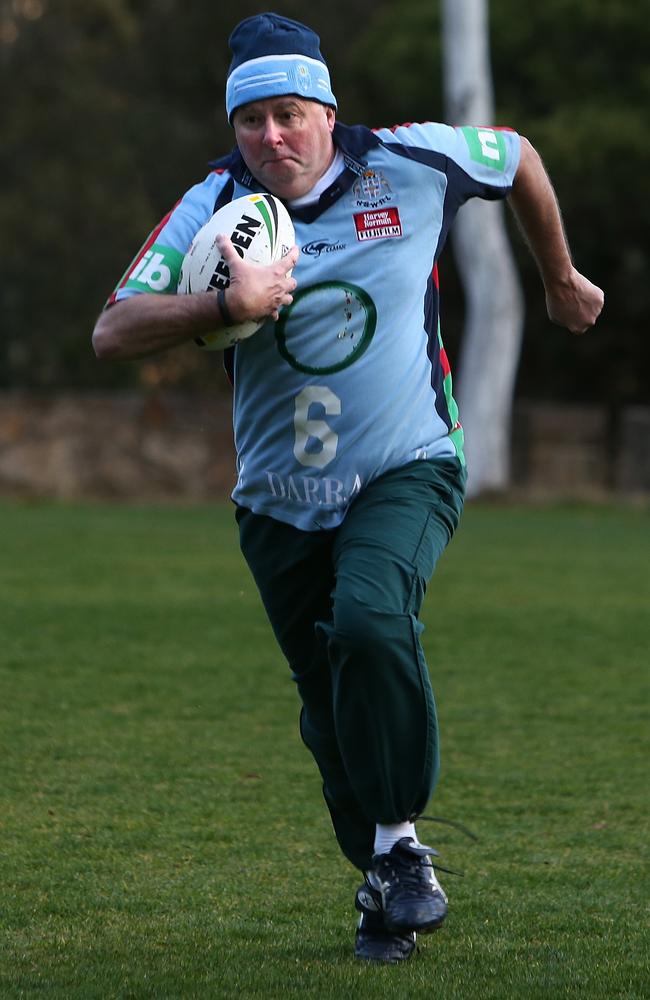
0;501;648;998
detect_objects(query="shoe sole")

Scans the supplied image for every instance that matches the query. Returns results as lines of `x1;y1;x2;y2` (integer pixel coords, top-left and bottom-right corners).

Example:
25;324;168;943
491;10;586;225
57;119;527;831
355;951;415;964
384;912;447;934
355;937;417;963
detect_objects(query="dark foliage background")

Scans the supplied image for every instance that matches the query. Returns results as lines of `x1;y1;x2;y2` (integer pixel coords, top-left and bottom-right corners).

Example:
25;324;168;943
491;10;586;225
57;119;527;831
1;0;648;405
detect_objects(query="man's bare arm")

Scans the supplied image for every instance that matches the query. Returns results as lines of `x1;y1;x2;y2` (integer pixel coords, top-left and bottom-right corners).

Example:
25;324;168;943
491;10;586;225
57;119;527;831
509;137;604;334
93;238;299;361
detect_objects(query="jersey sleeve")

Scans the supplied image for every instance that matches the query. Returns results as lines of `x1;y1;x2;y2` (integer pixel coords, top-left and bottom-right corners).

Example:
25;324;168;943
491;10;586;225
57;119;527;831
375;121;521;199
105;170;231;307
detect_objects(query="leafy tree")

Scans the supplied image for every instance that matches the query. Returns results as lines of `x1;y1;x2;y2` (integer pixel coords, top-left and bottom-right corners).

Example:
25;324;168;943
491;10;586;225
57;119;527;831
487;0;650;405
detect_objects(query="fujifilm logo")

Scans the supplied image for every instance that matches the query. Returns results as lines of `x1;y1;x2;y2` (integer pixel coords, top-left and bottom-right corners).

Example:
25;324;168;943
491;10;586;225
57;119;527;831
302;239;347;257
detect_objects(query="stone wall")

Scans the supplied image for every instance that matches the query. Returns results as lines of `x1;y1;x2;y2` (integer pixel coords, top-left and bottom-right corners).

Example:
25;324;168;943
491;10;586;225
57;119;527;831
0;392;236;502
511;402;650;501
0;391;648;503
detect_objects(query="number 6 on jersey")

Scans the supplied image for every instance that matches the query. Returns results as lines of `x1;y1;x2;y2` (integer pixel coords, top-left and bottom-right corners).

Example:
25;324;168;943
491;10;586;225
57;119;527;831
293;387;341;469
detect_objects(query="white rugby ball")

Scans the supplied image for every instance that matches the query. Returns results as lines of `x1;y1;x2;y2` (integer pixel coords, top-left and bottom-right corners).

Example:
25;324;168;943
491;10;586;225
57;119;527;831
177;193;295;351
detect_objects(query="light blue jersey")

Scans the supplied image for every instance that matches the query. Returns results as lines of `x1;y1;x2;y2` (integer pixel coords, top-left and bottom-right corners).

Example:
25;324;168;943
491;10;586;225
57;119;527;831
109;121;520;530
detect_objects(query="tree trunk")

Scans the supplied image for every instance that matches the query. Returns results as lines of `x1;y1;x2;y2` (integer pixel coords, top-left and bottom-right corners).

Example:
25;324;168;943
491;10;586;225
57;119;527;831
442;0;524;496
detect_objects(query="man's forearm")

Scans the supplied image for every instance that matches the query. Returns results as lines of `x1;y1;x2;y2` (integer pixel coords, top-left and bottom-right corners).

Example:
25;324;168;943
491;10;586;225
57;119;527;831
508;137;604;333
92;292;224;361
509;137;573;287
92;238;300;362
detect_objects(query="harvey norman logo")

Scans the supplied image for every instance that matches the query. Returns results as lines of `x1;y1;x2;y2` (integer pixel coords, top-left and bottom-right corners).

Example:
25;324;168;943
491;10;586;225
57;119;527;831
353;207;402;242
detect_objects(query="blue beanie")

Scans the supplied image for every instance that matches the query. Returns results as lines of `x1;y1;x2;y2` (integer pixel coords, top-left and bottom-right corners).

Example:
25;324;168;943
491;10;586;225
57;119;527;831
226;13;337;121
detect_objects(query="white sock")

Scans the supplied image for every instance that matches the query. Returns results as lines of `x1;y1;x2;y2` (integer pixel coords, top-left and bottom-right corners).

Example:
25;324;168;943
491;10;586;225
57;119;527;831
373;821;417;857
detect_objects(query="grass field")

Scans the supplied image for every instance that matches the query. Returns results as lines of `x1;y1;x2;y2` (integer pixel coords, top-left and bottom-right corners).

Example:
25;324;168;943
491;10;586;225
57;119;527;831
0;499;648;999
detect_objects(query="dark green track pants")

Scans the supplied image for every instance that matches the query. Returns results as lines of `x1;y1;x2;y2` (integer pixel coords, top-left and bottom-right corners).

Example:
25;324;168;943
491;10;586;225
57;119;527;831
236;457;466;872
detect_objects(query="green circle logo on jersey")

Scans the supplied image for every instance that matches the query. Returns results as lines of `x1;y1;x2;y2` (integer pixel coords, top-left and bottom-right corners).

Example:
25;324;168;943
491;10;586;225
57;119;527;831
275;281;377;375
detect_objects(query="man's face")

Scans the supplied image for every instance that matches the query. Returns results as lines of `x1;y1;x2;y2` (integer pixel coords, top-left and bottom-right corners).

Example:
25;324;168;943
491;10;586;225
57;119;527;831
232;96;336;201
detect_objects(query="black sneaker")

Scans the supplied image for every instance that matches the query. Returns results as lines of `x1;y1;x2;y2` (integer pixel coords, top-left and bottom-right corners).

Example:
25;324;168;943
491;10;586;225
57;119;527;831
372;837;448;934
354;879;417;963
